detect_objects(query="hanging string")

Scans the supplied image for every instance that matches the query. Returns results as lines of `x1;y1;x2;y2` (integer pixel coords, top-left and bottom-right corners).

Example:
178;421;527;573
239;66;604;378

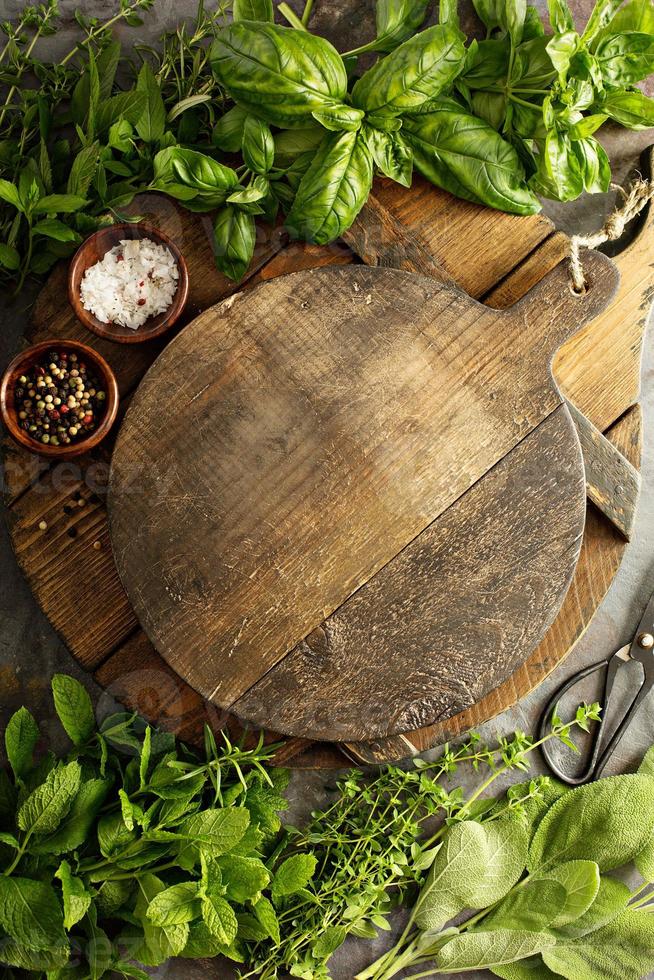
569;177;654;293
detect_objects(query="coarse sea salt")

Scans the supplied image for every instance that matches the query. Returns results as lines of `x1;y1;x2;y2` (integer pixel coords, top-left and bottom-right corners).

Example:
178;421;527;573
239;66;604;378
80;238;179;330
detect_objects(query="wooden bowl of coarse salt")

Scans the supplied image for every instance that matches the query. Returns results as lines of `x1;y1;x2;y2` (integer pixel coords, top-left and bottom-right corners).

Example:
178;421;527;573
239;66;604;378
68;223;189;344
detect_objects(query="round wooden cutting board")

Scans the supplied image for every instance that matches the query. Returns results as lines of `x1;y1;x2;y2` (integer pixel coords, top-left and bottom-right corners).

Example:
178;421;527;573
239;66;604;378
108;255;618;742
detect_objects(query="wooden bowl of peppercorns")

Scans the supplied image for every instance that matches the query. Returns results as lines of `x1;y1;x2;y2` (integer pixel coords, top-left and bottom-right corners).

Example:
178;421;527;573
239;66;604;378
0;340;119;459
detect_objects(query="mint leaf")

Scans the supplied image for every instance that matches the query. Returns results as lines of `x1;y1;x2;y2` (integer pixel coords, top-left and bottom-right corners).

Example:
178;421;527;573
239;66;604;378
139;726;152;791
272;853;318;900
0;876;67;950
32;219;82;243
4;706;39;780
0;939;69;971
146;882;200;927
32;194;87;214
97;810;136;858
0;178;22;210
177;807;250;868
313;925;347;959
17;761;81;836
130;874;189;967
217;854;270;903
202;893;238;945
31;777;111;855
51;674;95;746
55;858;92;929
253;895;280;945
528;775;654;873
135;62;166;143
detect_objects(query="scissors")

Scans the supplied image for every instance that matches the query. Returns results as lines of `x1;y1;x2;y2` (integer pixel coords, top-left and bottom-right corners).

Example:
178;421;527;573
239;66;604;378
539;589;654;785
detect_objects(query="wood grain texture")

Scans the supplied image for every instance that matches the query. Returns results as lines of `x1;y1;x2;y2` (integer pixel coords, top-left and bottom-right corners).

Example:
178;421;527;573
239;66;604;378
364;404;642;759
233;405;586;739
109;257;616;739
3;170;649;765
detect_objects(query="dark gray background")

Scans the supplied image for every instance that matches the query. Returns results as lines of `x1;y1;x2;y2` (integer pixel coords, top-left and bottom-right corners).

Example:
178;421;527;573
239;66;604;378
1;2;653;977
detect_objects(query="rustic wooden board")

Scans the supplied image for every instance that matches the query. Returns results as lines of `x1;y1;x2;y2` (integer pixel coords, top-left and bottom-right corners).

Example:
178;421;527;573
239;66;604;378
3;146;652;764
108;256;615;740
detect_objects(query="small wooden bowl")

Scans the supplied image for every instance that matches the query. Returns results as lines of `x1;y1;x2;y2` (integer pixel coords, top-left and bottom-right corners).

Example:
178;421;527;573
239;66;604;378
68;223;189;344
1;340;119;459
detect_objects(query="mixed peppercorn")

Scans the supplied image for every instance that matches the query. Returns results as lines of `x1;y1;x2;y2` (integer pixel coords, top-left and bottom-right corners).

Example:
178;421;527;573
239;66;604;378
14;350;106;447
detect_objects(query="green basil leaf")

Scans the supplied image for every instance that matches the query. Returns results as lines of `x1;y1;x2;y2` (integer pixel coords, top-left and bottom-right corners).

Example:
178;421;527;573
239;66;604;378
0;877;67;950
217;854;271;903
227;175;269;205
596;0;654;39
595;30;654;87
543;908;654;979
233;0;274;20
51;673;95;745
168;93;213;123
273;126;325;165
242;115;274;173
147;882;201;927
463;38;510;89
529;774;654;873
4;706;39;780
572;135;611;192
271;853;318;899
437;929;556;971
529;130;584;201
549;0;575;32
202;893;238;944
312;103;365;132
213;105;249;152
599;87;654;128
547;30;580;80
505;0;528;44
569;112;608;136
55;858;92;930
212;206;256;281
524;5;546;38
582;0;626;44
514;36;559;87
363;125;413;186
211;23;347;128
135;61;166;142
0;178;23;211
471;90;507;130
555;874;630;940
351;25;465;114
372;0;431;53
32;194;87;214
286;129;373;244
18;760;81;836
472;0;504;30
403;109;541;214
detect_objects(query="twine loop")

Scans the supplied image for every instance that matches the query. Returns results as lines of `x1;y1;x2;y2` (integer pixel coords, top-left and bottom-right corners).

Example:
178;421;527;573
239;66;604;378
569;177;654;294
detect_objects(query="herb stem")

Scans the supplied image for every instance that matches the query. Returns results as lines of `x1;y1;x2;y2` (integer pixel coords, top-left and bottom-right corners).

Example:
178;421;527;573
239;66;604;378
278;3;308;30
301;0;315;25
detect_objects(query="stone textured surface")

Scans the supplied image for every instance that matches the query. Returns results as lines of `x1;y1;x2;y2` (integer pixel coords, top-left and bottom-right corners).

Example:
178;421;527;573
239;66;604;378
1;1;654;978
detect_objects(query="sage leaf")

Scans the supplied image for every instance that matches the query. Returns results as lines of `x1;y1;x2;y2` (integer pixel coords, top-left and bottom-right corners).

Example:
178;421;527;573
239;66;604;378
218;854;271;902
272;853;318;899
538;860;601;927
492;955;560;979
403;109;541;214
135;62;167;143
51;674;95;746
481;878;567;932
242;115;274;174
436;928;556;971
233;0;274;20
213;205;256;281
543;908;654;979
211;23;348;128
17;760;81;836
55;858;92;930
147;881;201;927
363;126;413;186
286;129;373;244
4;706;39;780
528;774;654;873
0;876;67;950
351;25;465;114
555;874;631;940
202;893;238;944
373;0;431;53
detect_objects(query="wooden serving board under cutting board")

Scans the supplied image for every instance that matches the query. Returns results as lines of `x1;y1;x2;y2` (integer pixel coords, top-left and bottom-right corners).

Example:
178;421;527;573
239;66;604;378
3;146;651;765
108;257;615;742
